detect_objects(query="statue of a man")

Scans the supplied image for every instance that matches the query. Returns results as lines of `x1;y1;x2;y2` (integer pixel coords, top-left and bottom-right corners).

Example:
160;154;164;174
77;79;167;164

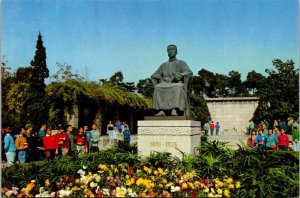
151;44;193;116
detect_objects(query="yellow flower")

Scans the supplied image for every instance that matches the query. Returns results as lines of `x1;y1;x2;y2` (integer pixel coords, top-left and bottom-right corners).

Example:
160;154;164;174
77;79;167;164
158;168;164;175
210;188;215;194
158;184;163;188
98;164;108;171
216;181;224;188
45;179;50;187
229;184;235;189
136;178;143;186
235;181;241;188
162;179;168;184
188;182;195;190
75;179;80;183
208;192;215;197
125;175;130;179
154;170;158;175
116;187;126;197
182;182;188;190
203;187;209;193
226;177;233;184
72;186;80;191
217;188;223;195
194;181;201;189
143;166;152;174
114;168;119;173
224;189;231;197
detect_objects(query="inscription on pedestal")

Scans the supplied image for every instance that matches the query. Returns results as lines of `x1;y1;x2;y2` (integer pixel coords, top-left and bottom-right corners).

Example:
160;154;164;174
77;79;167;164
138;120;201;158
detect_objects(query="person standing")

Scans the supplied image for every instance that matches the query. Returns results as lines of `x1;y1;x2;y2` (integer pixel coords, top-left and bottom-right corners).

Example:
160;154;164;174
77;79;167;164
123;125;131;145
83;125;92;152
56;126;70;156
74;127;88;154
38;124;47;142
277;128;289;151
249;119;255;135
255;129;265;149
210;121;215;136
90;123;100;152
117;128;124;144
43;128;58;160
215;122;220;136
247;129;257;148
66;125;76;155
107;121;115;145
291;126;299;151
4;128;16;166
264;129;278;150
15;128;28;164
25;124;33;138
203;121;209;136
28;130;40;162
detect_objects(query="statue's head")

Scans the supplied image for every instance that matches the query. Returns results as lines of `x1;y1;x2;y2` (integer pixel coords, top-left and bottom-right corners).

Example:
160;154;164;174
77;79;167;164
167;44;177;58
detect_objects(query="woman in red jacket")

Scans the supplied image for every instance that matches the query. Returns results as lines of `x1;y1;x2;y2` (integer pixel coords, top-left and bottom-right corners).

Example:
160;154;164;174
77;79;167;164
277;128;289;151
43;128;58;159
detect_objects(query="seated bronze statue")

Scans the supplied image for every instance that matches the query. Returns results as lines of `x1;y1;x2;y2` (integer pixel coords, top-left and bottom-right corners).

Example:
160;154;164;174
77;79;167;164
151;44;193;116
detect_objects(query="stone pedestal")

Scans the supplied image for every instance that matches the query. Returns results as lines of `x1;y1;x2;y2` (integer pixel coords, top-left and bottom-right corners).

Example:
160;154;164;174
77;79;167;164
138;120;201;159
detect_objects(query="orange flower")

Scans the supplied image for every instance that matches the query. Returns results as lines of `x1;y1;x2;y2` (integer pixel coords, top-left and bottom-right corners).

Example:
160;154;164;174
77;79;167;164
161;190;171;197
147;189;156;197
45;179;51;187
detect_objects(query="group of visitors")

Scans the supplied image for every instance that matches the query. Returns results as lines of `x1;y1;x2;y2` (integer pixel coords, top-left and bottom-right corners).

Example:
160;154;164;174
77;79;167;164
247;118;299;151
203;121;220;136
3;123;102;166
107;120;131;145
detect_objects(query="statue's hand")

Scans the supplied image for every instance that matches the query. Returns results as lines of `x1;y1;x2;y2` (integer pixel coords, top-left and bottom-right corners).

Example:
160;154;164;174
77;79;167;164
172;73;183;82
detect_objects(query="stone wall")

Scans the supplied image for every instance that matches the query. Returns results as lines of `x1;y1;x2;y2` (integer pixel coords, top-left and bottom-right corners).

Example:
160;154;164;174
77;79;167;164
206;97;260;133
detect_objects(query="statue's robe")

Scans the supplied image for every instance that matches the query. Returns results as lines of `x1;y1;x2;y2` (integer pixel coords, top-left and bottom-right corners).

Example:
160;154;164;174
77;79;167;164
151;59;193;111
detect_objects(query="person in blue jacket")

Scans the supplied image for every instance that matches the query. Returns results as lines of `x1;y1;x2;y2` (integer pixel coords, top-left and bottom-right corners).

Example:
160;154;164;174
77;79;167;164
4;128;17;166
255;129;265;149
123;125;131;145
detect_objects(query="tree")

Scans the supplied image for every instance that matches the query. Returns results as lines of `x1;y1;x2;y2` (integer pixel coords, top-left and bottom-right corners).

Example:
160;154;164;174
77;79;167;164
254;59;299;121
14;67;32;83
22;32;50;128
50;62;85;82
136;78;154;98
244;70;266;96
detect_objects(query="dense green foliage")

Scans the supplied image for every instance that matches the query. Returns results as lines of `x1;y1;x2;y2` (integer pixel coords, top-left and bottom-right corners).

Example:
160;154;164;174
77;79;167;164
21;33;50;129
2;141;299;197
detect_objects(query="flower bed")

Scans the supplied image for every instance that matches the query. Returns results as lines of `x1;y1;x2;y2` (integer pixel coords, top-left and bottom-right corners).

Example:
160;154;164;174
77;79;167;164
1;141;299;197
2;164;241;197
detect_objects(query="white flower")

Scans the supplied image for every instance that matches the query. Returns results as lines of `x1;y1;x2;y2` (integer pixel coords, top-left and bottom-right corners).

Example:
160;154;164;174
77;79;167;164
171;186;180;192
127;189;137;197
77;169;85;177
58;189;72;197
95;175;101;183
83;165;87;169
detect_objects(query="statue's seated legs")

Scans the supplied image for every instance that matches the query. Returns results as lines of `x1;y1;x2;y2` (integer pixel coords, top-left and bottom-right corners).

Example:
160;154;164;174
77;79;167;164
152;82;187;116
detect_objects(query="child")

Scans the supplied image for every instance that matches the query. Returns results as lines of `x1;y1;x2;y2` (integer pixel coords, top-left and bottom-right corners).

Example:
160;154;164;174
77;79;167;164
277;128;289;151
247;129;257;148
43;128;58;159
292;126;299;151
123;125;131;145
255;129;265;149
117;128;124;144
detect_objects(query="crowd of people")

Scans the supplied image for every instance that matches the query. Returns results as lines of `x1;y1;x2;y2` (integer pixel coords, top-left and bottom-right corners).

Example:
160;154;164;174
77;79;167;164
203;121;221;136
247;118;299;151
2;120;131;167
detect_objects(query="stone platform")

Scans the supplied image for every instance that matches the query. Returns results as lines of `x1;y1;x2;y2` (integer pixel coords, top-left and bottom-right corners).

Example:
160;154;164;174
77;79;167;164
137;120;201;159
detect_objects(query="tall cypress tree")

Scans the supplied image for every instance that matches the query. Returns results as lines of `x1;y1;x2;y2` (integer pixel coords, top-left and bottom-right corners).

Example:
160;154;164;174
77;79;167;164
22;32;49;128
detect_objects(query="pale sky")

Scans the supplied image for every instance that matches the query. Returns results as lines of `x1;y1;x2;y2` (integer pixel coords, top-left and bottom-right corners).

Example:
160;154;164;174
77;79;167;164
2;0;299;84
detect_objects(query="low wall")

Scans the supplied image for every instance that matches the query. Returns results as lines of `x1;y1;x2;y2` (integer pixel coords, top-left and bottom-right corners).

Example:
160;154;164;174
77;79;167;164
206;97;260;133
